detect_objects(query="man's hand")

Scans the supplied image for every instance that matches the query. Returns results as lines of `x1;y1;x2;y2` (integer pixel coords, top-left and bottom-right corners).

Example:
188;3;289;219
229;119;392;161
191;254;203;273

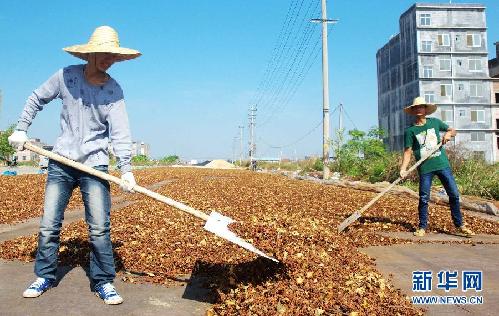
400;169;409;179
442;132;452;144
8;130;28;150
120;172;136;193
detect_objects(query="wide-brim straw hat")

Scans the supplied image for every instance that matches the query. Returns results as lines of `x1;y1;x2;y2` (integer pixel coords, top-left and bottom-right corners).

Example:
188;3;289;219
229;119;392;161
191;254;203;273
63;26;141;62
404;96;437;115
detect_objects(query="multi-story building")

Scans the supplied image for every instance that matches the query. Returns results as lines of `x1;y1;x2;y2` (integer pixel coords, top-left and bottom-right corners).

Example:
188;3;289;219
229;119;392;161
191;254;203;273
377;3;497;162
489;42;499;160
132;141;150;157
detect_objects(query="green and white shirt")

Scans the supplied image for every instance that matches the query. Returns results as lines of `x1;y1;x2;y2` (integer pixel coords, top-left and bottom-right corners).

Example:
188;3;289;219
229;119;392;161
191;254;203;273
404;118;450;175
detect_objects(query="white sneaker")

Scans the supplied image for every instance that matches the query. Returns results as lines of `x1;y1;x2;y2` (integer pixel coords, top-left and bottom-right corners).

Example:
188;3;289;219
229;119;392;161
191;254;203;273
95;283;124;305
23;277;53;298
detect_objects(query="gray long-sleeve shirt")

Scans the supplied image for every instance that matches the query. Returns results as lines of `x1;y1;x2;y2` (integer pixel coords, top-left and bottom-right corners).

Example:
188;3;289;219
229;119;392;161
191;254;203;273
16;64;132;174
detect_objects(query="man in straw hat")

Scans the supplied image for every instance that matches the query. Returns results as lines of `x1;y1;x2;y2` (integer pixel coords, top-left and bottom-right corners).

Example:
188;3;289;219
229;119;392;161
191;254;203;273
8;25;141;304
400;97;474;238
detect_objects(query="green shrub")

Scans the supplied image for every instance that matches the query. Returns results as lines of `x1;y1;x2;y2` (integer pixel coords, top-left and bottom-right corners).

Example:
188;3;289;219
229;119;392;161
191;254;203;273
312;158;324;171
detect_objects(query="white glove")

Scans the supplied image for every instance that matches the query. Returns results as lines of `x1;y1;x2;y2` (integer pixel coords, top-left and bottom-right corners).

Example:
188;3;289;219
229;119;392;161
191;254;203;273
120;172;136;193
400;169;408;179
8;130;28;150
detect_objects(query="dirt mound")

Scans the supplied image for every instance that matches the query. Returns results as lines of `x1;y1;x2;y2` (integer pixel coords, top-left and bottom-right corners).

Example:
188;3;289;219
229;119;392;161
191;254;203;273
204;159;235;169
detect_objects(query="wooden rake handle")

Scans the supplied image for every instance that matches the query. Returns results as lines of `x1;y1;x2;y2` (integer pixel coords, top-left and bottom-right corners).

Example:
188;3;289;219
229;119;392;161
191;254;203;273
24;142;210;221
337;142;443;233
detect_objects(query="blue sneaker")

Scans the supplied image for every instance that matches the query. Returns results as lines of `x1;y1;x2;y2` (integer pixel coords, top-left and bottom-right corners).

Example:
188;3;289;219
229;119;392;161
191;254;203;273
95;283;124;305
23;277;53;298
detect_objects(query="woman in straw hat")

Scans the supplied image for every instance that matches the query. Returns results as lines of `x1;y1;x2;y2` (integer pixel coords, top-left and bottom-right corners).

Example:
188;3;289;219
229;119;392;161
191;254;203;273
8;26;140;305
400;97;474;238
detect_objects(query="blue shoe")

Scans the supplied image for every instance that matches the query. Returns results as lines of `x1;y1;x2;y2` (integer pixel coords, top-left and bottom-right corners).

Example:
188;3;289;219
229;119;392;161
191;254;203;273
23;277;53;298
95;283;124;305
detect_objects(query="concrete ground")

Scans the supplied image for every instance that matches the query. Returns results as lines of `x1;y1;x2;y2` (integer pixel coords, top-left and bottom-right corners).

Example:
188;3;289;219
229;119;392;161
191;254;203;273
0;260;212;316
0;166;42;175
361;234;499;316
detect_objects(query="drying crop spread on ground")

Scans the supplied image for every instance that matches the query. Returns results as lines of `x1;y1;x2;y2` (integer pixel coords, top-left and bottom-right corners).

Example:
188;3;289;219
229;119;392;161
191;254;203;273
1;167;498;315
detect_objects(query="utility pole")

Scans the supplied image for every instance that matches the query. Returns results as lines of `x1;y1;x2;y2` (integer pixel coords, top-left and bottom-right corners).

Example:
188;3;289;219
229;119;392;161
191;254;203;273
238;125;244;165
339;102;343;137
248;105;257;170
0;89;3;121
232;136;237;163
312;0;338;180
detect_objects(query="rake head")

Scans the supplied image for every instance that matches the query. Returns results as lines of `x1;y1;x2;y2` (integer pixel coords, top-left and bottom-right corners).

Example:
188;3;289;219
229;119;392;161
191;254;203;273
203;211;279;263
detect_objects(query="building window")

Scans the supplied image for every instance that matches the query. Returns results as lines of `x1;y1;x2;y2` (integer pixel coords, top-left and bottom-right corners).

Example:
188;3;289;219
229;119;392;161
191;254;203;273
440;58;451;71
438;34;450;46
471;132;485;142
469;58;482;71
440;84;452;97
458;109;466;117
471;109;485;122
420;13;431;26
467;34;481;47
423;66;433;78
424;92;435;103
495;93;499;103
472;151;485;160
22;156;26;161
457;83;464;91
441;110;453;122
421;41;432;52
470;83;483;97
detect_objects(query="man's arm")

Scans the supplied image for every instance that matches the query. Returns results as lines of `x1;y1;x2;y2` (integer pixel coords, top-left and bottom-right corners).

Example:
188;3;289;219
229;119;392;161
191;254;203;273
442;127;456;144
107;99;132;174
16;70;61;132
9;70;61;149
400;147;413;178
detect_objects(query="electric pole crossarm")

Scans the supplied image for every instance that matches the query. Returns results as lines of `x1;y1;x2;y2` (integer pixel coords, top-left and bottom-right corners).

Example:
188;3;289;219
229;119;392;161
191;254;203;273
310;19;339;23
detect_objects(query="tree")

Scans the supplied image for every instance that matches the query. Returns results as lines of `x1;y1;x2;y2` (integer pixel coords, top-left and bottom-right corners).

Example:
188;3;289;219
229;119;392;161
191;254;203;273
131;154;150;165
0;124;16;163
159;155;179;165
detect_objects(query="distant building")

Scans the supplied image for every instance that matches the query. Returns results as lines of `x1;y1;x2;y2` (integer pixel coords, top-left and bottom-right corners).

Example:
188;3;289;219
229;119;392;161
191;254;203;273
489;42;499;78
489;42;499;158
377;3;497;162
15;138;46;162
132;141;150;157
108;140;150;158
254;157;280;163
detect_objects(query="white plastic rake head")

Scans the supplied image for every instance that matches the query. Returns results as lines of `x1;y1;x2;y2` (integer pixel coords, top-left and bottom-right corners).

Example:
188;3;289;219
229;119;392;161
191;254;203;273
204;211;279;263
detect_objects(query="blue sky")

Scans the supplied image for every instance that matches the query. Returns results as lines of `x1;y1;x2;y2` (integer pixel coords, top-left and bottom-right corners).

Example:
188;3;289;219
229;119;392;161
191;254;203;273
1;0;498;160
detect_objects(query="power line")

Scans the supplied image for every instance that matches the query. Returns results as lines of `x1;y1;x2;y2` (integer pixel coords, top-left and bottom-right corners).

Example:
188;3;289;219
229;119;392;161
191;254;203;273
259;104;339;149
257;1;321;120
257;0;318;114
259;21;336;128
249;0;300;107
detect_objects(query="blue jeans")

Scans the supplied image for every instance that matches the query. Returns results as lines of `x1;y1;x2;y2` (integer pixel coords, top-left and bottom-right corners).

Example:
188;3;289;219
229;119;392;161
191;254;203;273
418;167;463;229
35;160;115;287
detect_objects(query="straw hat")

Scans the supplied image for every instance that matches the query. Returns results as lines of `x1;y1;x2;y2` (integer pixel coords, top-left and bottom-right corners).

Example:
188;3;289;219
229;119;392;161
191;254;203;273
63;26;141;62
403;96;437;115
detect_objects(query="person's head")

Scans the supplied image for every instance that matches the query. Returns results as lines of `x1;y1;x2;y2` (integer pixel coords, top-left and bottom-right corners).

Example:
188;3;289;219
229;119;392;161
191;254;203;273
86;52;120;72
403;97;437;117
63;26;141;65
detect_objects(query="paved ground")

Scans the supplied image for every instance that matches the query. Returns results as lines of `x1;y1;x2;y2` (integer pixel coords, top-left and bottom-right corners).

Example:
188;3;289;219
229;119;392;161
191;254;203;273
0;166;42;175
361;237;499;316
0;259;211;316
